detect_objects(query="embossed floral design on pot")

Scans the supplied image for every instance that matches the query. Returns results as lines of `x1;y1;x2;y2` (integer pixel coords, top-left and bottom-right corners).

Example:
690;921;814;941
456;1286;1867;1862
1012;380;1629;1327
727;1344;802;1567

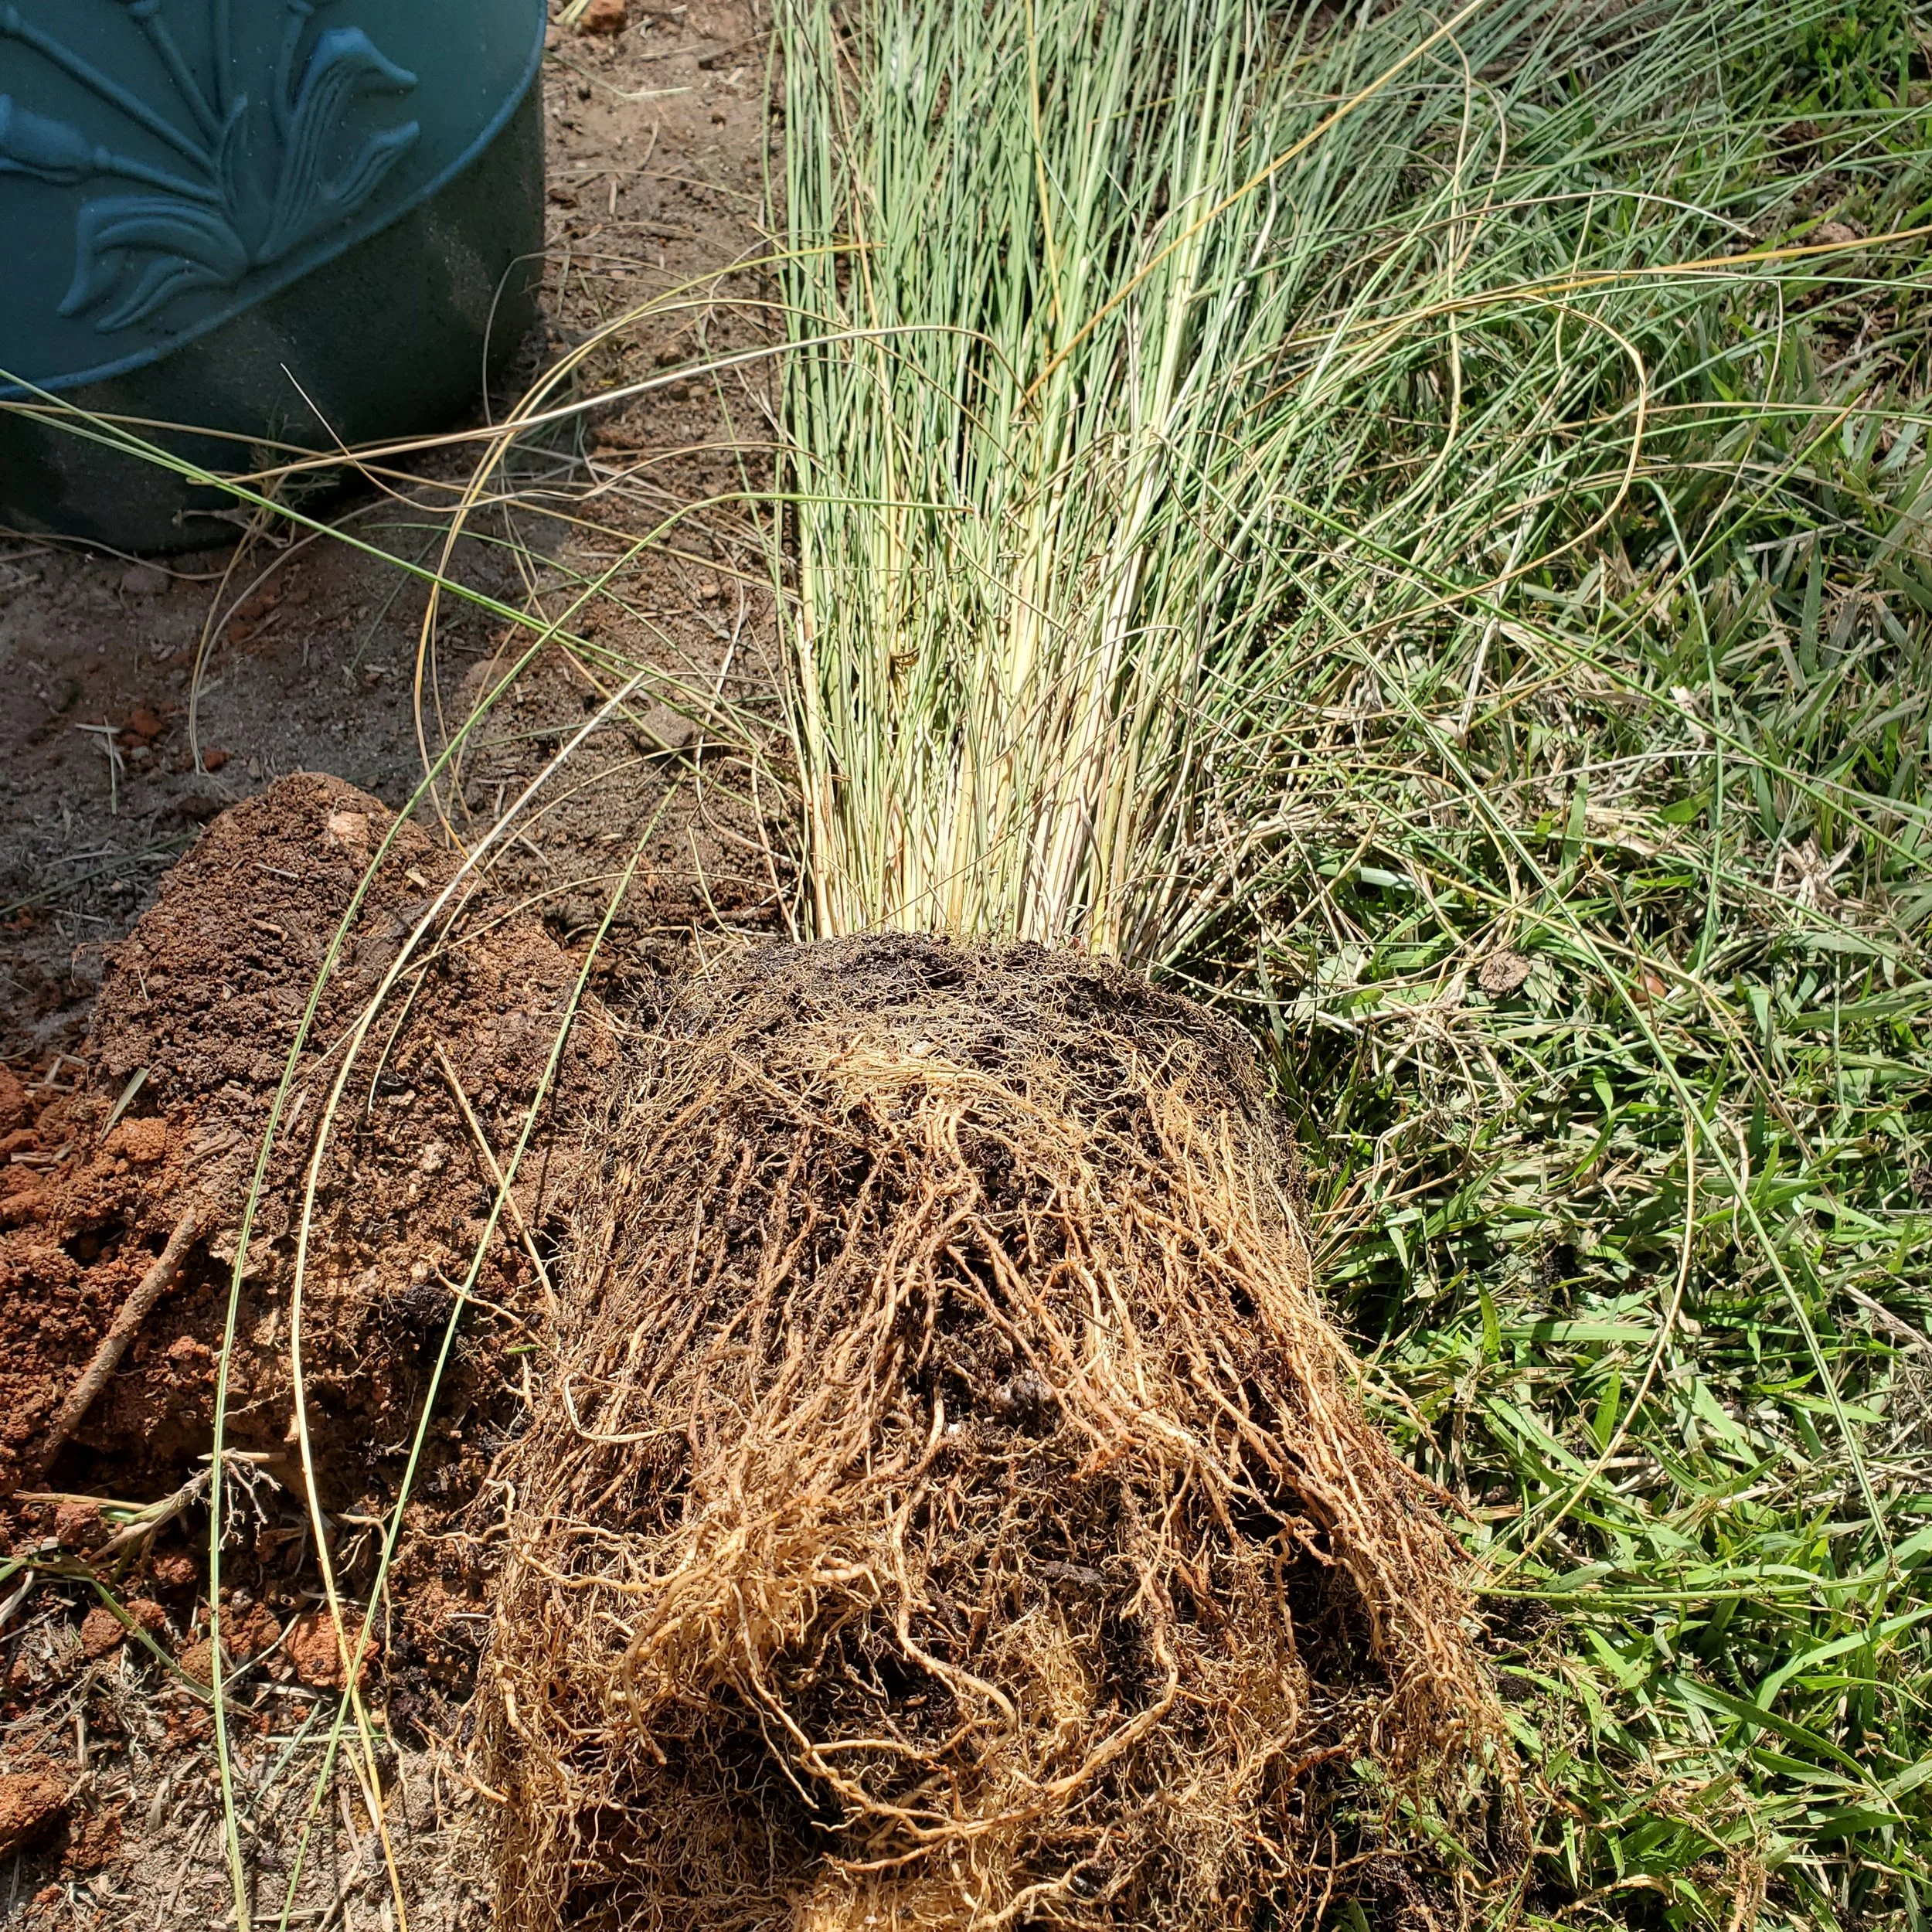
0;0;419;333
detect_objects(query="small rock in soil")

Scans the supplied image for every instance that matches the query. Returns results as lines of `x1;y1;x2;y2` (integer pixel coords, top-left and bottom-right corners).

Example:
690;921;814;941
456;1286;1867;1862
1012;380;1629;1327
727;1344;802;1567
1478;949;1532;995
580;0;625;29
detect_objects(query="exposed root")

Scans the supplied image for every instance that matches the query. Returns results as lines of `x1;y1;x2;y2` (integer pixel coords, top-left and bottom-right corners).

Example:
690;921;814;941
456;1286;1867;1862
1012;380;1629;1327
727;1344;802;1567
481;936;1509;1929
33;1203;205;1477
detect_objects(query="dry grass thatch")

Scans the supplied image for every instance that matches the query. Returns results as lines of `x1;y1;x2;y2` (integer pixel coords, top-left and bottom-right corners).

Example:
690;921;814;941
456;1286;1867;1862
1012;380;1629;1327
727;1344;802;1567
477;936;1509;1929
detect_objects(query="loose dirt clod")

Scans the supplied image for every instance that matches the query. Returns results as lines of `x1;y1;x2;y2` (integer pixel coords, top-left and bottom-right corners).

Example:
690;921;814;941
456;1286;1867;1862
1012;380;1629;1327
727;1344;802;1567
285;1607;381;1689
0;1768;67;1860
481;936;1508;1930
79;1604;125;1658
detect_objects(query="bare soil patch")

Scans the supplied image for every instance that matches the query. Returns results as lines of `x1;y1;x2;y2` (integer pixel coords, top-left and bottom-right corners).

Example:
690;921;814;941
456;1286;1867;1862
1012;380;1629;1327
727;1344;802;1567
0;771;610;1929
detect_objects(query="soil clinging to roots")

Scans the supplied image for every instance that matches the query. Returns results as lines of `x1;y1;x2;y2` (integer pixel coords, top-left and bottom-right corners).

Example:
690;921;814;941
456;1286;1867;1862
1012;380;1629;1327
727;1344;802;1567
480;935;1506;1930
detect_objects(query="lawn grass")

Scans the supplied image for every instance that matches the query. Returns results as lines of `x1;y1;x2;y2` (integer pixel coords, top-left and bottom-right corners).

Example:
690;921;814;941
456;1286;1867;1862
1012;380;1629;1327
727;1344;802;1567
772;0;1932;1921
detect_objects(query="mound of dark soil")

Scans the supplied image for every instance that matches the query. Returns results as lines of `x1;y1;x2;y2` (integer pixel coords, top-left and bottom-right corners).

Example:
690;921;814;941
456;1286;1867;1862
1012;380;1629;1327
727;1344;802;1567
0;774;610;1721
481;936;1505;1932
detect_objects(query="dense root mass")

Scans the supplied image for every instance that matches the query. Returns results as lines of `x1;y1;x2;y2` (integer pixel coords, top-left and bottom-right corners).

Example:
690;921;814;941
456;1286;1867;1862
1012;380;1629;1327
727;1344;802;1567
481;937;1506;1930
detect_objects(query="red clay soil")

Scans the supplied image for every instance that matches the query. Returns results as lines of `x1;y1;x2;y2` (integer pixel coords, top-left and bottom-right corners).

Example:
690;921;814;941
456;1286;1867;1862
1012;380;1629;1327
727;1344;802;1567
0;1764;68;1860
0;771;611;1564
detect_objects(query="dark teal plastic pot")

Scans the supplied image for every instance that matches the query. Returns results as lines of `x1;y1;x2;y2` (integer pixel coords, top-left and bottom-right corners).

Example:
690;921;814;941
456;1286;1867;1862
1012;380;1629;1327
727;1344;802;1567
0;0;546;550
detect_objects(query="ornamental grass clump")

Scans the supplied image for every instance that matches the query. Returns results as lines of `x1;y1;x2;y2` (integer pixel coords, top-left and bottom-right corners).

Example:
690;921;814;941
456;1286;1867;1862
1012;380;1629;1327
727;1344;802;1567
473;0;1557;1913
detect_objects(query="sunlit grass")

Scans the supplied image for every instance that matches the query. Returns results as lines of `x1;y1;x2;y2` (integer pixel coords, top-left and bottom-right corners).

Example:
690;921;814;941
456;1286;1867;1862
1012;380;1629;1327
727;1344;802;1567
772;0;1932;1920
